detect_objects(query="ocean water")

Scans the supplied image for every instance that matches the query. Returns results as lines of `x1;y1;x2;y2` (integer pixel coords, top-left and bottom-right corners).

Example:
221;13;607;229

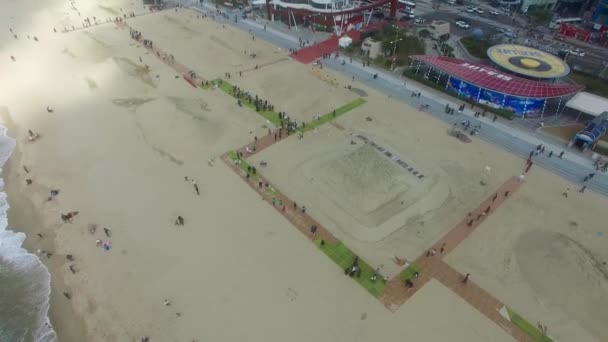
0;126;57;342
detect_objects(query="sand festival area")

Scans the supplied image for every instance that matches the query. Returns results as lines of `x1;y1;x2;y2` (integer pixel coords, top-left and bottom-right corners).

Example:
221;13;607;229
0;1;607;341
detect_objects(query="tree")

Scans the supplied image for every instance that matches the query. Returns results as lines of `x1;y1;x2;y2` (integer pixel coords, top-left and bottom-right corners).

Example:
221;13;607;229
527;8;553;25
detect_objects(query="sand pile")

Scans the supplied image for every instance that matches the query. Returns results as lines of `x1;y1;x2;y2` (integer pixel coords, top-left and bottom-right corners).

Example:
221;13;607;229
317;144;411;218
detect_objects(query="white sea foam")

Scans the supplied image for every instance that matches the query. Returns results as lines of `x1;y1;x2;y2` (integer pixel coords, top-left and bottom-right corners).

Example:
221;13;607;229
0;126;57;342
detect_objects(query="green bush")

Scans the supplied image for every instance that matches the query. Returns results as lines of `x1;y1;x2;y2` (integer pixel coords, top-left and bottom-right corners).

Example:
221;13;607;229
526;9;553;26
460;36;492;59
569;71;608;98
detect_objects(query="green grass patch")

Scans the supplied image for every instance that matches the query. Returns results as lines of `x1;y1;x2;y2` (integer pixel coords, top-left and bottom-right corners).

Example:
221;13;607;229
210;79;282;126
207;79;365;131
300;98;366;133
506;307;552;342
226;150;261;181
399;264;422;281
314;238;386;296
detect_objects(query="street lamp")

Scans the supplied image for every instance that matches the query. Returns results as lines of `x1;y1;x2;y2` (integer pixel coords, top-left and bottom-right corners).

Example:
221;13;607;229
390;25;403;70
390;37;403;70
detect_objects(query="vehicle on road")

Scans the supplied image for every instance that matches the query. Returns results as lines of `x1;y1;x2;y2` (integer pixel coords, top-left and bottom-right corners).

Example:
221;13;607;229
398;0;416;8
549;17;582;29
490;9;499;15
414;17;426;24
400;8;415;18
455;20;470;28
474;7;484;14
447;0;456;4
465;6;475;13
566;48;586;57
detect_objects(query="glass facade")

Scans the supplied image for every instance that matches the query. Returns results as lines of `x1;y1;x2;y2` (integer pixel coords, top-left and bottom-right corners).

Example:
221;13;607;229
593;0;608;25
447;78;544;116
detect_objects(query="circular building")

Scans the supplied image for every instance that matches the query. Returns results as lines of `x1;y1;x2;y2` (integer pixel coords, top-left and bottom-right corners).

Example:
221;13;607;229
487;44;570;80
409;45;584;117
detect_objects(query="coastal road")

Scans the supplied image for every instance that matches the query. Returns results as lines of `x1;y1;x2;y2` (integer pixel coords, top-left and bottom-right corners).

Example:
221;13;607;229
189;2;608;197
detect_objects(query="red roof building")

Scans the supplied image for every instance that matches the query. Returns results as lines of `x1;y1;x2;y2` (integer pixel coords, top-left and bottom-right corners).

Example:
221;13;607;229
410;55;583;99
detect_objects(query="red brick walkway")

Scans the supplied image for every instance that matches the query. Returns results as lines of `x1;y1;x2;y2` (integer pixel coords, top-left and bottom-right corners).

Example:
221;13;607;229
221;153;337;245
378;176;530;340
114;21;203;87
236;128;294;158
223;98;533;341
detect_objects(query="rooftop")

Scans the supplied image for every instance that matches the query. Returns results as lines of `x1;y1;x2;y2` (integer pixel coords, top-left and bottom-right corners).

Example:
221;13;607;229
410;55;584;98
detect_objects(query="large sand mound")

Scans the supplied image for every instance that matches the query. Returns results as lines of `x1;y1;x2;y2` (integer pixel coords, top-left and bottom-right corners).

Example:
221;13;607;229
318;144;411;215
515;230;608;340
294;141;449;242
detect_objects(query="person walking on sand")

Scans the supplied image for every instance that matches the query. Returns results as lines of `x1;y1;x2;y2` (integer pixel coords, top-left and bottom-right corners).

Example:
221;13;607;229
579;185;586;193
192;179;199;195
103;227;111;237
463;273;470;284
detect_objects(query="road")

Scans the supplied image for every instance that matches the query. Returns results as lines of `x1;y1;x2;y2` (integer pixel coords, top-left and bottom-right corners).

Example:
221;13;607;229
187;2;608;197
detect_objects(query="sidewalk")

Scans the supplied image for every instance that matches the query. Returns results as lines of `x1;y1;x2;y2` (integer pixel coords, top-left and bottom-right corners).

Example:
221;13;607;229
190;3;608;196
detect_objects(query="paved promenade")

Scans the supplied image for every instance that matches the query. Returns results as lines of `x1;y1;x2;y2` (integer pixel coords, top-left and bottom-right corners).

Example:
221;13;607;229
190;2;608;197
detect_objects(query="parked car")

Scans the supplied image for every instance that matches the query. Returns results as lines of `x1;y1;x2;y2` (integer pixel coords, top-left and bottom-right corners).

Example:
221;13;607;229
474;7;484;14
415;17;426;24
455;20;470;28
490;9;499;15
447;0;456;4
567;48;585;57
465;7;475;13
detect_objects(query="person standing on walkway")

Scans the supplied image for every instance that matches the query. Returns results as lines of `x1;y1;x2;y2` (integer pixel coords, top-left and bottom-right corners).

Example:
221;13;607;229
192;179;199;195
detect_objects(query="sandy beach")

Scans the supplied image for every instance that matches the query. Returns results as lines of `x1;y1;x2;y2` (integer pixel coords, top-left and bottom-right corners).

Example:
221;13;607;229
1;1;607;341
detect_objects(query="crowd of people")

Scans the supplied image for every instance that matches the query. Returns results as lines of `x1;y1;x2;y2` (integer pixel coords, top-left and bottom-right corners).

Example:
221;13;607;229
231;85;275;113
